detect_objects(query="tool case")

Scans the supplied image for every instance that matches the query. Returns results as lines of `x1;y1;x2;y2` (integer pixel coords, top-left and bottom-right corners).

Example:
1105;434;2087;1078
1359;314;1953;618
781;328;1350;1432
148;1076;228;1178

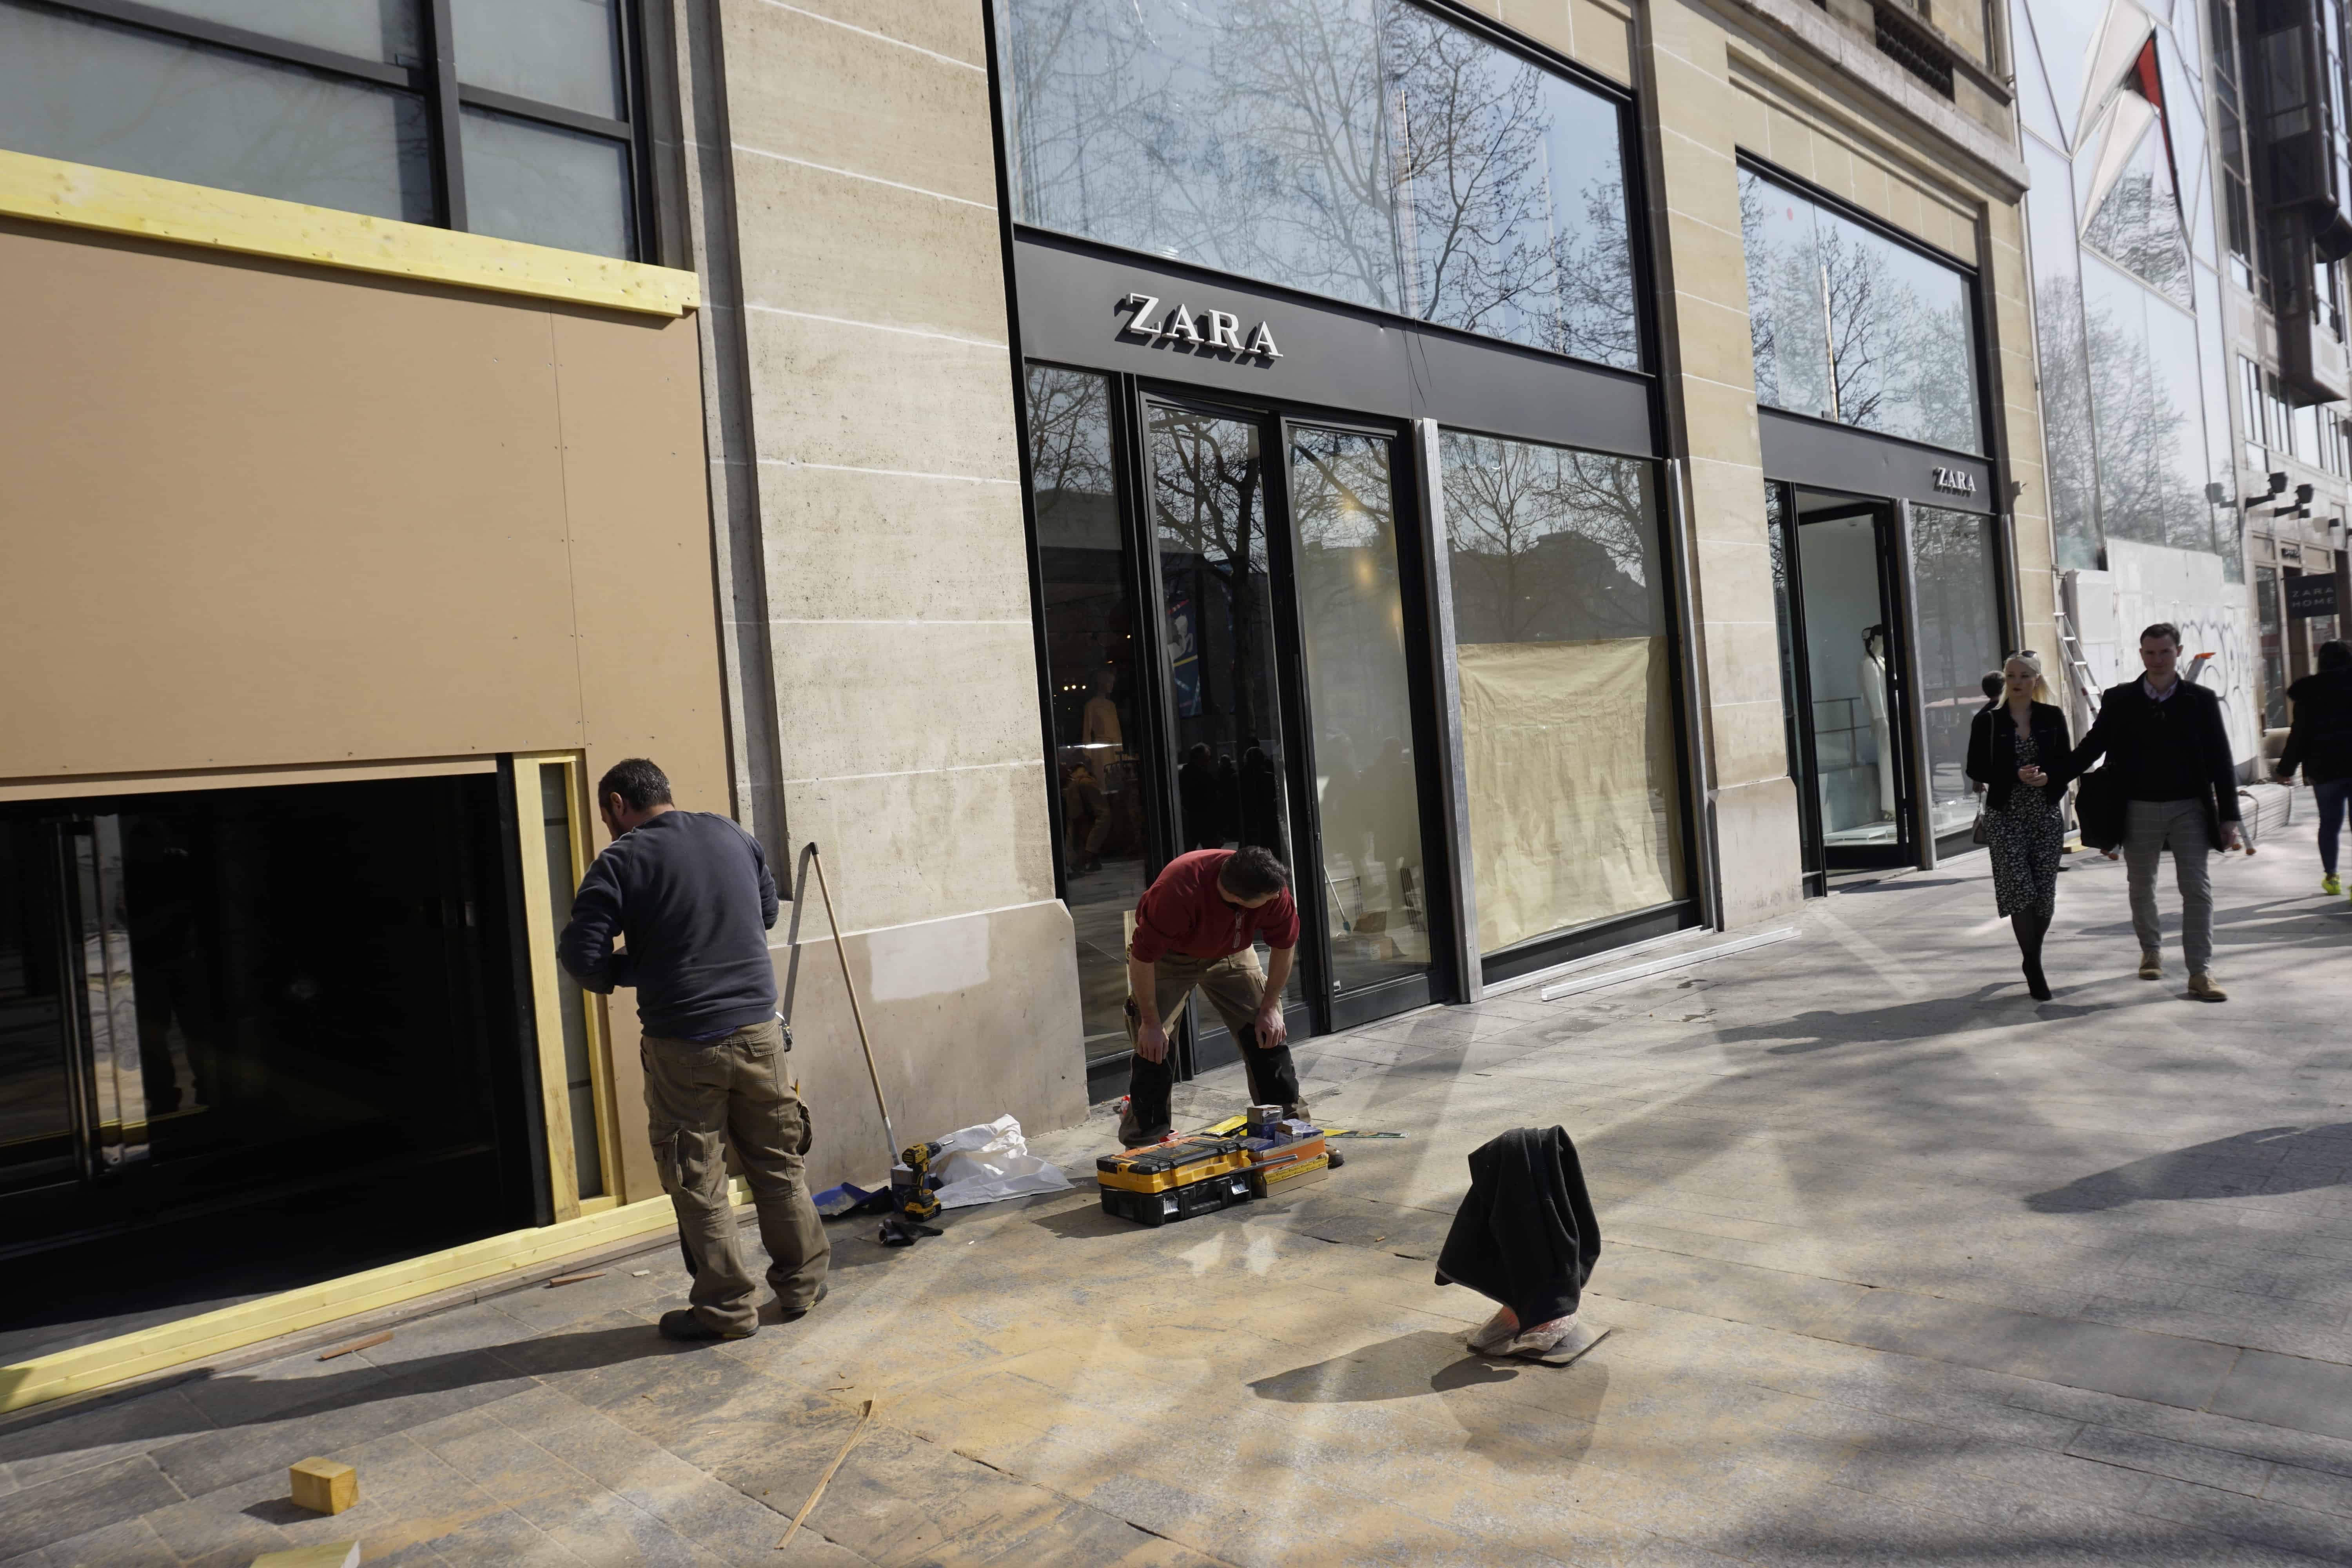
1096;1135;1255;1227
1096;1136;1251;1194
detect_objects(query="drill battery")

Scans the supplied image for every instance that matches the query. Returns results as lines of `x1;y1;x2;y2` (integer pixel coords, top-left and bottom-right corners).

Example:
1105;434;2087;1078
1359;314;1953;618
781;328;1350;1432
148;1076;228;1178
1096;1135;1254;1227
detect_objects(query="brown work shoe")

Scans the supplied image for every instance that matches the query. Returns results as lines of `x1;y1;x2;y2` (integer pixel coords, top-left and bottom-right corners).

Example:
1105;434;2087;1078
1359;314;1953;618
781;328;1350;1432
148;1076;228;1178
2188;972;2228;1001
2137;951;2161;980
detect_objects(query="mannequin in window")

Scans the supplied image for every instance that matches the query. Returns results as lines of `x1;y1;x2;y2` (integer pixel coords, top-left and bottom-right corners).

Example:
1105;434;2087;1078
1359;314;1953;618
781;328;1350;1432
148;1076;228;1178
1862;624;1896;821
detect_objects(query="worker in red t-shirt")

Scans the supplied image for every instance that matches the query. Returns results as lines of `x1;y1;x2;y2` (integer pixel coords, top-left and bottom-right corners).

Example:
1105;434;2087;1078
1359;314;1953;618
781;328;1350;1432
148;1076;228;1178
1119;844;1313;1145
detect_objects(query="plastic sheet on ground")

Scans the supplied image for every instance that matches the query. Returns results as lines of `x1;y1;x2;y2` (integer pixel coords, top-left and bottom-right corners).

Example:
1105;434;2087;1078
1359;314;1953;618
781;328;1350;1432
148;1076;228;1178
926;1114;1071;1209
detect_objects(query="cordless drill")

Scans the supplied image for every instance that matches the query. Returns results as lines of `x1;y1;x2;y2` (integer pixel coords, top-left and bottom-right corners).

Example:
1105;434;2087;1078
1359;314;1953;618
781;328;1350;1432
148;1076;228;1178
895;1140;943;1221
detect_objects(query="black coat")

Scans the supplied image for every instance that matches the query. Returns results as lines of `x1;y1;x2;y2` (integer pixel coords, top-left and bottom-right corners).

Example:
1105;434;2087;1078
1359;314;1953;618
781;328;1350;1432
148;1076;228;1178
2279;669;2352;785
2064;679;2241;849
1965;700;2073;811
1435;1126;1601;1326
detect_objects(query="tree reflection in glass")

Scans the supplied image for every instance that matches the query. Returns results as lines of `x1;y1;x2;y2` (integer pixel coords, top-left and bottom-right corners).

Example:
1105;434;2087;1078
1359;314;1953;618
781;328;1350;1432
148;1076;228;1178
1738;167;1982;454
2082;123;2194;309
1000;0;1639;367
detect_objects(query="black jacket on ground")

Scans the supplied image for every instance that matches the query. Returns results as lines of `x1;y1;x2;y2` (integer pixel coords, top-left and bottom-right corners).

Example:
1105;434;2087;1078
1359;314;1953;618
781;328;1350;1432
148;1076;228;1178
2279;670;2352;786
557;809;780;1039
2063;679;2240;850
1435;1126;1601;1326
1965;700;2073;813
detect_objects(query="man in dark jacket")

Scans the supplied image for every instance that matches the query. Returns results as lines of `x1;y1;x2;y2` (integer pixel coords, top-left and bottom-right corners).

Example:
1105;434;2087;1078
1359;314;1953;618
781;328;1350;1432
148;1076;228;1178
2048;624;2248;1000
559;758;827;1341
2274;639;2352;898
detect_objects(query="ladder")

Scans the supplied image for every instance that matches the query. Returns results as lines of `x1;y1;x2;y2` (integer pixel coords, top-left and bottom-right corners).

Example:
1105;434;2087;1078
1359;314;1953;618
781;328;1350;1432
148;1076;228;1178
2052;605;2101;719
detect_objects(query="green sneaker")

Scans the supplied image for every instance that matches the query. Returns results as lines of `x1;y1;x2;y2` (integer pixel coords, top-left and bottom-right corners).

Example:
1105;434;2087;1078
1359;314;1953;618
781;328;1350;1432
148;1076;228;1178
2328;874;2343;897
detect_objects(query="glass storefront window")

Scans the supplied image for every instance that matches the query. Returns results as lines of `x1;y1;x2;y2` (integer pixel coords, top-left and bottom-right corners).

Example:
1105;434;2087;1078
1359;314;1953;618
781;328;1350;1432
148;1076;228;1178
2258;564;2288;727
1909;506;2004;841
1739;165;1984;454
2081;253;2209;553
1440;430;1682;953
0;0;638;255
999;0;1640;369
1024;367;1153;1063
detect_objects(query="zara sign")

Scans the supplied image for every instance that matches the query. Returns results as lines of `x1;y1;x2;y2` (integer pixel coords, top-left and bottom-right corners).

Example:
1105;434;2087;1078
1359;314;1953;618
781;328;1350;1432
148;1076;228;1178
1117;291;1283;361
1930;465;1979;497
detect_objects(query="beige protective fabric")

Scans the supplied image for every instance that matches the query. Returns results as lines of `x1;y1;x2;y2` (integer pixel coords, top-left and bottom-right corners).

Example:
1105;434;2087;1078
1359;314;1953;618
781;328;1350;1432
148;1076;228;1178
1457;638;1684;953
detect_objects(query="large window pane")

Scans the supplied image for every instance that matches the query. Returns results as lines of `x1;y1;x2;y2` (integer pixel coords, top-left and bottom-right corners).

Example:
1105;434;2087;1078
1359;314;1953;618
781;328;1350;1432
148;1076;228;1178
1025;367;1152;1064
1740;165;1983;454
452;0;622;119
2021;134;2102;570
2081;252;2207;552
1290;428;1429;996
461;107;632;259
1910;506;2002;842
1001;0;1639;367
0;3;433;224
1441;432;1682;953
136;0;418;63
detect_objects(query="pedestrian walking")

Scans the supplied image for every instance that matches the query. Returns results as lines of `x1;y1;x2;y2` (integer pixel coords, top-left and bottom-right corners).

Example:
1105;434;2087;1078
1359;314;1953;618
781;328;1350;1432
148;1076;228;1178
1966;652;2071;1000
2273;638;2352;898
1118;845;1312;1146
557;757;829;1341
2054;624;2250;1000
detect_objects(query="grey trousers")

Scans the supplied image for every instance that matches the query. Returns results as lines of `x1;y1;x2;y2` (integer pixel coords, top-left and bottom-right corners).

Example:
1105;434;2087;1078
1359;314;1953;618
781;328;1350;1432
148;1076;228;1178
641;1018;830;1334
2123;799;2215;973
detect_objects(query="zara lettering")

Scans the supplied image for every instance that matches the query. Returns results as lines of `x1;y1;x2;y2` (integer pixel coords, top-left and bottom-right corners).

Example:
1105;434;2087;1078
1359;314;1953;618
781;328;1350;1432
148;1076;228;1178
1930;465;1978;496
1119;292;1282;360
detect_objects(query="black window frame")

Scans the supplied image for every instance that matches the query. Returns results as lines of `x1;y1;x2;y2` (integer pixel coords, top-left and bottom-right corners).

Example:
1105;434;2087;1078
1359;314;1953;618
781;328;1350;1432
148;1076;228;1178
11;0;657;261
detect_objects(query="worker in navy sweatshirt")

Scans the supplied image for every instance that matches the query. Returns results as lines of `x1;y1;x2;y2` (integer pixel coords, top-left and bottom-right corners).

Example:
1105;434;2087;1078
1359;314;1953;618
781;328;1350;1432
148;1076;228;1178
558;757;827;1341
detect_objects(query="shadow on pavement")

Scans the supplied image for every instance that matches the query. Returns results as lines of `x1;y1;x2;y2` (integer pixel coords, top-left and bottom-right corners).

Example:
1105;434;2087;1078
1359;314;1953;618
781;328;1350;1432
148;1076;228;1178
1707;985;2116;1054
2024;1124;2352;1211
1249;1330;1516;1402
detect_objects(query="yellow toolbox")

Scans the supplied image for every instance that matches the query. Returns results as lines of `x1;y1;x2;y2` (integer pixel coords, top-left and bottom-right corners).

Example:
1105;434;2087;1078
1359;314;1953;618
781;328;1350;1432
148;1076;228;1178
1096;1136;1255;1226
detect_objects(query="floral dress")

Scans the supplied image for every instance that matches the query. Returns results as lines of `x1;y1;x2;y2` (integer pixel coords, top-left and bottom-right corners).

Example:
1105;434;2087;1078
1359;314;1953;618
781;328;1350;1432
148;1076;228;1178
1986;729;2064;916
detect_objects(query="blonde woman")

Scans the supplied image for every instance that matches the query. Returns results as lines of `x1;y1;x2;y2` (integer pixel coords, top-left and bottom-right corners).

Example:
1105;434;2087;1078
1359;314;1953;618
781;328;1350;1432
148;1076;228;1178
1965;652;2074;1000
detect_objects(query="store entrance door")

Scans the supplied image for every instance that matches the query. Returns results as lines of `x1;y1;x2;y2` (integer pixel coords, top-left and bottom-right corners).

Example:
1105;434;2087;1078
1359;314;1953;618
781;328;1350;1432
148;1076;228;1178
1770;487;1915;873
1139;393;1445;1069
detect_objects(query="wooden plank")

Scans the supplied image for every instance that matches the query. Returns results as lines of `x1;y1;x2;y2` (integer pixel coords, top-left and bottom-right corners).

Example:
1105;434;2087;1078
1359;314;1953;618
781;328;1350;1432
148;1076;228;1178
0;1179;748;1413
0;150;698;318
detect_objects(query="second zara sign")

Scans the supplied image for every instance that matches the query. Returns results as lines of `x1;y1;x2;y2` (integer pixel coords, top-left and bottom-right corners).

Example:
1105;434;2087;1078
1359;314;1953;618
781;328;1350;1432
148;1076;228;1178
1118;292;1283;361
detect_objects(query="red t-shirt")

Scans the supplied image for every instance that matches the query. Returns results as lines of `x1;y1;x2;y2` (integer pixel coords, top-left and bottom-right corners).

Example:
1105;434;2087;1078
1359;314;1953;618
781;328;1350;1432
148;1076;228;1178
1129;849;1300;964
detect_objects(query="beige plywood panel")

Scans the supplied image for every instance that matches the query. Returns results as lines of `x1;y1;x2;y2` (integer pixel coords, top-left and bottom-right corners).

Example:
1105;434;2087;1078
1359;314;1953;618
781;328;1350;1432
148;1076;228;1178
0;222;584;778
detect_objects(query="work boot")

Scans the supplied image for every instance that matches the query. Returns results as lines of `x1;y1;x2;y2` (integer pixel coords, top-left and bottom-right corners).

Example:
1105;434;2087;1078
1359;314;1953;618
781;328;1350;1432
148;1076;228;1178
2188;972;2228;1002
659;1308;755;1343
2138;950;2161;980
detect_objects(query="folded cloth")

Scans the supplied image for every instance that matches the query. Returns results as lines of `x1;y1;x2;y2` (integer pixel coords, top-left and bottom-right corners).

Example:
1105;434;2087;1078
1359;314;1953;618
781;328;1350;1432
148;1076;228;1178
1434;1126;1602;1328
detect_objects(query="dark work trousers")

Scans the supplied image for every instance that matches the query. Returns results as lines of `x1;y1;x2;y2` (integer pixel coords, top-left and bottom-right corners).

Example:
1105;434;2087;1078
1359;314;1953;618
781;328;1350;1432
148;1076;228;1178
1118;948;1306;1145
640;1018;829;1335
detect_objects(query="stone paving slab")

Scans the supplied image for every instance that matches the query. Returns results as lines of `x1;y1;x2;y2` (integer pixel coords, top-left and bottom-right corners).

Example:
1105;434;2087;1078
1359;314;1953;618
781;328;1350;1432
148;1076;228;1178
6;813;2352;1563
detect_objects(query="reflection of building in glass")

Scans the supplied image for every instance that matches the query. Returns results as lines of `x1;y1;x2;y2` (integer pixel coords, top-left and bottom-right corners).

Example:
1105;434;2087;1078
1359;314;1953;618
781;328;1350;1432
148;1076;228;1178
2013;0;2347;746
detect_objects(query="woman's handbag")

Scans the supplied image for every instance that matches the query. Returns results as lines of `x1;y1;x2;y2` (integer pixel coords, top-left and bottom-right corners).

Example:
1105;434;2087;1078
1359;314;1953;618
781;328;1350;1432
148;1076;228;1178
2074;765;2124;852
1970;808;1989;845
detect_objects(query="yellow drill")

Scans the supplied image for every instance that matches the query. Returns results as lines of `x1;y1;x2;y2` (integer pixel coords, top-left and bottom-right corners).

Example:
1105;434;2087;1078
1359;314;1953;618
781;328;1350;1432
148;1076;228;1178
897;1140;943;1221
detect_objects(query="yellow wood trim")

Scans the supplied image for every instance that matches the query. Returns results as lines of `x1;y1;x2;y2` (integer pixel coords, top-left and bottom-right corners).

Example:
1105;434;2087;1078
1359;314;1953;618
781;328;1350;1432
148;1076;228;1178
512;756;583;1223
557;756;625;1203
0;1184;745;1414
575;1194;619;1216
0;149;699;318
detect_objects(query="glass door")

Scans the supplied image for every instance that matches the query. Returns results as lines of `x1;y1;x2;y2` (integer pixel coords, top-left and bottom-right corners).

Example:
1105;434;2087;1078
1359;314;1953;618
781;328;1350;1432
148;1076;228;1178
1142;396;1312;1066
1286;422;1436;1025
0;823;78;1196
1786;490;1914;871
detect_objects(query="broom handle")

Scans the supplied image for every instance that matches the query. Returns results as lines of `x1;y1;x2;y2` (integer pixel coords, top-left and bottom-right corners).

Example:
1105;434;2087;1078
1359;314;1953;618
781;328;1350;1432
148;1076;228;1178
808;846;900;1162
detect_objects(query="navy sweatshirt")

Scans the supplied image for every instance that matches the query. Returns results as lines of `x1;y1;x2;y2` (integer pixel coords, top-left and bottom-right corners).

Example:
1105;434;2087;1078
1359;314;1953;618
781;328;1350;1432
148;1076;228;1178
557;810;779;1039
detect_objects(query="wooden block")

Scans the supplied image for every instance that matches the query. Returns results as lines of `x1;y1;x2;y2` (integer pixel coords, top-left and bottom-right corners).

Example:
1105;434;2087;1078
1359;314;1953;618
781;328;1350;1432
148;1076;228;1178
288;1457;357;1515
250;1543;359;1567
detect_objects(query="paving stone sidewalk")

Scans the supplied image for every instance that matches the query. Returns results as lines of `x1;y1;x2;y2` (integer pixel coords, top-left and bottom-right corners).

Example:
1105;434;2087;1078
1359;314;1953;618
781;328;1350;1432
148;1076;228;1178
6;810;2352;1566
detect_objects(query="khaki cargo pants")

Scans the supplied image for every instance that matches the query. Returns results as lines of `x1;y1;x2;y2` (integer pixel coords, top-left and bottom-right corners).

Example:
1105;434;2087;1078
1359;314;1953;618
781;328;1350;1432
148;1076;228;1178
641;1017;829;1335
1118;948;1308;1145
